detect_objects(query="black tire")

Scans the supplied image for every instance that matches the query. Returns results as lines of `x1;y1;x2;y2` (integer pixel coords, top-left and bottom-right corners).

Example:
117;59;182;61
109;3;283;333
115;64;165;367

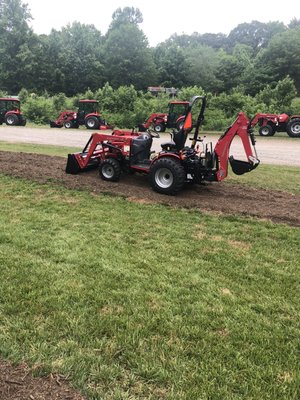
259;124;275;136
149;157;185;195
5;114;18;126
64;121;74;129
286;118;300;138
99;158;121;182
85;116;100;129
153;123;166;133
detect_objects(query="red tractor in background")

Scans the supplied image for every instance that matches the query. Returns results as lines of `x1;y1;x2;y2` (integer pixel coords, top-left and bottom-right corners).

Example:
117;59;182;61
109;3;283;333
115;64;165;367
251;112;300;137
50;99;113;130
0;98;26;126
66;96;259;195
138;101;189;133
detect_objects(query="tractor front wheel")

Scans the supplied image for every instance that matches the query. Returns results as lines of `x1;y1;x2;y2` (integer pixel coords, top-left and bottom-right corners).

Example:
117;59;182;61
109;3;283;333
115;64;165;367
149;158;185;195
85;116;100;130
99;158;121;182
5;114;18;126
259;124;275;136
64;121;74;129
287;118;300;138
153;123;166;133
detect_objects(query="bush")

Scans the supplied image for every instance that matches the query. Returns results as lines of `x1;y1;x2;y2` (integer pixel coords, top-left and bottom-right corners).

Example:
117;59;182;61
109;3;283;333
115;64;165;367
22;97;55;124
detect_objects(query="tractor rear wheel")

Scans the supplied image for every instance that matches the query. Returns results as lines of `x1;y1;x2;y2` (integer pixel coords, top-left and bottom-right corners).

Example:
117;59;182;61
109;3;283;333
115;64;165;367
149;157;185;195
99;158;121;182
287;118;300;138
5;114;18;126
259;124;275;136
85;116;100;129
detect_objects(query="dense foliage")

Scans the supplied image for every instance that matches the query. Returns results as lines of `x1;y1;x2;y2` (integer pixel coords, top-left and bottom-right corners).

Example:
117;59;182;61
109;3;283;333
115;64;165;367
0;1;299;127
1;0;300;97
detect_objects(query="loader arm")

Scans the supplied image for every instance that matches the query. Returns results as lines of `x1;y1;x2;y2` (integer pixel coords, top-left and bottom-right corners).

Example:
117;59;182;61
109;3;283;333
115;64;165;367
250;113;279;127
142;113;168;129
214;112;259;181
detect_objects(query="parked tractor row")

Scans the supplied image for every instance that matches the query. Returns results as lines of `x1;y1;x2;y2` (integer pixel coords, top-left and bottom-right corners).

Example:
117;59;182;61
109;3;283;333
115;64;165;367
1;96;300;139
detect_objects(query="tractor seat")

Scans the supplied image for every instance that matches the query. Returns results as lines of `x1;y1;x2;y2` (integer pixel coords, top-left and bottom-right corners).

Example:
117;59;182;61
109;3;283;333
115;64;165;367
131;133;153;163
161;141;177;151
161;127;186;152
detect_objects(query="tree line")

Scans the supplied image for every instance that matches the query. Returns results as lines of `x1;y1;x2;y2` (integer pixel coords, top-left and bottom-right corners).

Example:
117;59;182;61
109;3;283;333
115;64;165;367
1;0;300;97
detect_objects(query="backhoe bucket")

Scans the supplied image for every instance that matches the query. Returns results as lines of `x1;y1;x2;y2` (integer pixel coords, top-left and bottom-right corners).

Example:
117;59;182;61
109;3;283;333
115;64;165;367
66;154;81;174
229;156;259;175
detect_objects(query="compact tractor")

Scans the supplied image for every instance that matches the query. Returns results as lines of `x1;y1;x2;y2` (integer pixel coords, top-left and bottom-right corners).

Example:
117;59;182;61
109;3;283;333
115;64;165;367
66;96;259;195
251;112;300;137
139;101;189;133
50;99;112;130
0;98;26;126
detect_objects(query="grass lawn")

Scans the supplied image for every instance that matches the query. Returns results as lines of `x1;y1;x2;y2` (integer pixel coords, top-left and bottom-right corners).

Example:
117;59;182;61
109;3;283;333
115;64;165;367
0;141;81;158
0;174;299;399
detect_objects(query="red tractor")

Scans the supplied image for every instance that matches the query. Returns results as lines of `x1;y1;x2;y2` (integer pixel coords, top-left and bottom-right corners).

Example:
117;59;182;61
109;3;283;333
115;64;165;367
50;99;113;130
66;96;259;195
0;98;26;126
138;101;190;133
251;112;300;138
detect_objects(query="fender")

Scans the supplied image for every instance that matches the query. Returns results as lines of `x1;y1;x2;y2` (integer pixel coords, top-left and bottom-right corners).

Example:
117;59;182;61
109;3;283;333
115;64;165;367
150;152;181;166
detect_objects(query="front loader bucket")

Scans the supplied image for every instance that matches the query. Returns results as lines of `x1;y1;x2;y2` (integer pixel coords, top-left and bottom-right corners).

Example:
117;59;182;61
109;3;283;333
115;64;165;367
229;156;259;175
66;154;81;174
50;120;62;128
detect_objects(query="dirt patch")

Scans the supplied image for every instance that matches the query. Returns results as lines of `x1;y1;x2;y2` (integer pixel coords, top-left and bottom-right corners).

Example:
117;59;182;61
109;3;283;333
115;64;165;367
1;151;299;227
0;358;86;400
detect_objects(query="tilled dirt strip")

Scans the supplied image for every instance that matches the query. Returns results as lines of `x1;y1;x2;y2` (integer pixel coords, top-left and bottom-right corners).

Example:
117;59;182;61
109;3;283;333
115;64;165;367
1;151;299;227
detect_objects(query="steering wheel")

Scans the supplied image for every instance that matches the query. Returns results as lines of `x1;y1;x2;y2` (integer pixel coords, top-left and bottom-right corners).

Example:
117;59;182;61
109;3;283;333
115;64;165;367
147;129;160;138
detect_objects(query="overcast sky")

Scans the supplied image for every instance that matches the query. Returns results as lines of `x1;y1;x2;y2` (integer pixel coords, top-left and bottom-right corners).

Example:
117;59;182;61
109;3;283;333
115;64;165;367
25;0;298;46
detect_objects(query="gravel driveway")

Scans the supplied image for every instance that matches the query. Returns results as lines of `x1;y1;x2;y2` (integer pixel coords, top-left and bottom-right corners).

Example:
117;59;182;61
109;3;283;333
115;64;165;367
1;125;300;166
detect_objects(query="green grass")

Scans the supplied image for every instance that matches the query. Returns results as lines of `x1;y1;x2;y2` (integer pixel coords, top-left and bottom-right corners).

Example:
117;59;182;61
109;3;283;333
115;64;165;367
0;141;81;157
0;175;299;399
227;164;300;195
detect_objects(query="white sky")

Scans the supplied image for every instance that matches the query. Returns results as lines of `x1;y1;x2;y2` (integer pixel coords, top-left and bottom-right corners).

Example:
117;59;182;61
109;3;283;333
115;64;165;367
25;0;299;46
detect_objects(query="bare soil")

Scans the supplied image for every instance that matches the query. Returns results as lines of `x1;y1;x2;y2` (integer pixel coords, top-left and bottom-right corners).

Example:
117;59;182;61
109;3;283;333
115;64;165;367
0;151;299;227
0;149;299;400
0;358;86;399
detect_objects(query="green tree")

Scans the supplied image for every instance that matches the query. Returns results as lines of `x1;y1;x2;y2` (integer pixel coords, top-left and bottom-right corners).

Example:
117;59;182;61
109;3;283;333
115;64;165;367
227;21;286;54
154;44;190;87
110;6;143;28
103;8;157;89
257;27;300;94
183;45;223;92
256;76;297;111
0;0;36;93
45;22;104;95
